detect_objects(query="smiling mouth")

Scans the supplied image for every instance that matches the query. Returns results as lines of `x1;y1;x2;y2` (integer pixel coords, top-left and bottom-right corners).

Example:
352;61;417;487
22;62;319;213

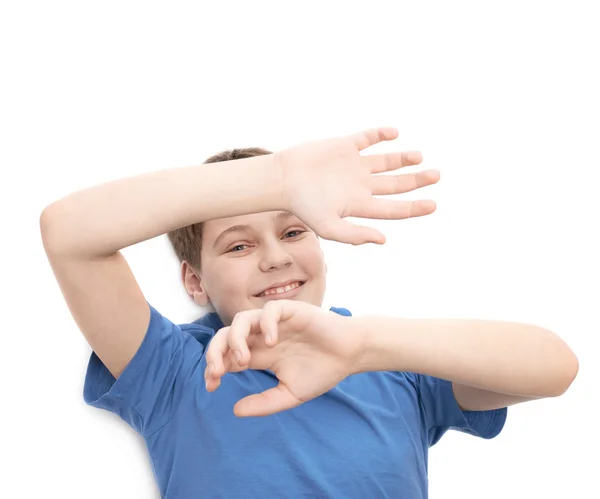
255;281;306;298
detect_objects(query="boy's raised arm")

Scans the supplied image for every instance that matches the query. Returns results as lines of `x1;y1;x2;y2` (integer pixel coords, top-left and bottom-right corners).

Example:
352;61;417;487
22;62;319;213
40;127;437;379
40;155;285;379
40;156;285;259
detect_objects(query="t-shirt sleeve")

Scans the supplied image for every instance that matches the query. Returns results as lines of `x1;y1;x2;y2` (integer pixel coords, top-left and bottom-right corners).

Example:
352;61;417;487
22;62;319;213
408;373;508;446
83;303;206;437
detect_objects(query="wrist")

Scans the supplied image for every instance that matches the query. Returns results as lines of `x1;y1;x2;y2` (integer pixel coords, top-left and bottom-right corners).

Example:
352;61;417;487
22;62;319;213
350;316;411;375
268;151;291;212
350;317;372;375
230;153;289;214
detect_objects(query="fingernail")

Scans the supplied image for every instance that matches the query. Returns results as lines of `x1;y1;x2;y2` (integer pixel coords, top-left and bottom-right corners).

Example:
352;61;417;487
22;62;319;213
208;363;215;375
266;334;272;344
234;350;242;362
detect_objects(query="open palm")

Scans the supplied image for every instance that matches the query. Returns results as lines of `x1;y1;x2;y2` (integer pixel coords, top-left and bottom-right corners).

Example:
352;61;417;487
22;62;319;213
277;127;440;245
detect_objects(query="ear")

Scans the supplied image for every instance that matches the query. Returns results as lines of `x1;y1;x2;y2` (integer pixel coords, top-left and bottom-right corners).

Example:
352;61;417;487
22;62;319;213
182;261;210;306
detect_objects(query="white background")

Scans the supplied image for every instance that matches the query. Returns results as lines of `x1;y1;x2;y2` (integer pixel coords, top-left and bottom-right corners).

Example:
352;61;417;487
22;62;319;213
2;1;599;498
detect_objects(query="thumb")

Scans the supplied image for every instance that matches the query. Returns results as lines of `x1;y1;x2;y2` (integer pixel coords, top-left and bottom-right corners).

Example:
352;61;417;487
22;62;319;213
318;218;386;246
233;384;301;417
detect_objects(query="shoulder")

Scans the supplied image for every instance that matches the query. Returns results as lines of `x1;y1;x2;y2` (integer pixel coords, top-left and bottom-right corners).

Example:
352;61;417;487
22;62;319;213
178;311;221;348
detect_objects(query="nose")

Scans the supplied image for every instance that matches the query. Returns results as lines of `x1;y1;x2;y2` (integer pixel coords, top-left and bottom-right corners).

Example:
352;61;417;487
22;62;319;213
258;239;293;271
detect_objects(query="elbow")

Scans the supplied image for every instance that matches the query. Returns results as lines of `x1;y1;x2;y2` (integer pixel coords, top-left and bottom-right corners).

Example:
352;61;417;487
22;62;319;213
40;203;72;257
40;204;61;254
549;350;579;397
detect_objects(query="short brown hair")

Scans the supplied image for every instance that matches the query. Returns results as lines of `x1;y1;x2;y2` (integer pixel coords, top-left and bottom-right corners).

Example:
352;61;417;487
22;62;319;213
167;147;272;270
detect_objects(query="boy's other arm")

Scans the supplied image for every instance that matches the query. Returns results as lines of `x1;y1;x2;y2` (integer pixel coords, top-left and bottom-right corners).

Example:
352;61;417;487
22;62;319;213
40;156;285;379
201;300;578;417
353;316;579;411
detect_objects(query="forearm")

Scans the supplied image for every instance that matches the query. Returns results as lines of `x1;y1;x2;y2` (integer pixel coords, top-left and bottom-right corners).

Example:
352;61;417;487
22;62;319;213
40;155;285;258
353;315;578;397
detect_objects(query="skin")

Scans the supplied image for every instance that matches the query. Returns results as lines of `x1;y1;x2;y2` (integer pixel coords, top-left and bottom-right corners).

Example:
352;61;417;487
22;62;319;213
40;125;442;384
202;298;578;418
181;210;328;327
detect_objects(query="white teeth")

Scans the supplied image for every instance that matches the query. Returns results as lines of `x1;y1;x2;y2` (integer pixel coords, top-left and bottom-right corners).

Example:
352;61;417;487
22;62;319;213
260;281;302;297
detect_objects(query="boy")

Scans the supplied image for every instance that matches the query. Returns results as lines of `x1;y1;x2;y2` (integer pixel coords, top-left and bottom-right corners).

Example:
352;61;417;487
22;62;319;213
40;127;578;498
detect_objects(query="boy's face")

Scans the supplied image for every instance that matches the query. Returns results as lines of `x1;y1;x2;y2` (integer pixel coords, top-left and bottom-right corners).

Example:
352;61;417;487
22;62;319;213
185;211;327;326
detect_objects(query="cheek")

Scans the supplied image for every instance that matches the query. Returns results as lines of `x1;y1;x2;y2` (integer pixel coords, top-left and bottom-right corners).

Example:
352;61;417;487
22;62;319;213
301;249;327;276
212;263;255;294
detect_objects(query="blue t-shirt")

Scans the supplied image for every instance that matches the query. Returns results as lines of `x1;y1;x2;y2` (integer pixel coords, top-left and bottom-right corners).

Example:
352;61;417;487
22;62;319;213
84;304;507;498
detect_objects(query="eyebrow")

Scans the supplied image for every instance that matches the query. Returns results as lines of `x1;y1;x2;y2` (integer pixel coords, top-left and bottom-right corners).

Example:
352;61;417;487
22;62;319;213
212;211;298;249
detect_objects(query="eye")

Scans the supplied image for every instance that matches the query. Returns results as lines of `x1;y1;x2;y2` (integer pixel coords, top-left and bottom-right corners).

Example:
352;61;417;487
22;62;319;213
226;231;304;253
283;230;304;239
